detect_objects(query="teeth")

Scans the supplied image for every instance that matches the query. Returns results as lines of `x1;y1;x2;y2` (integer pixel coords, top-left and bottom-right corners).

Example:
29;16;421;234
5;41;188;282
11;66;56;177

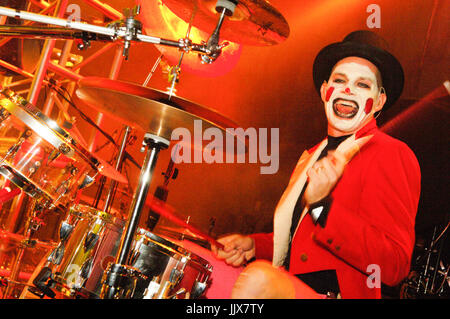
333;99;358;118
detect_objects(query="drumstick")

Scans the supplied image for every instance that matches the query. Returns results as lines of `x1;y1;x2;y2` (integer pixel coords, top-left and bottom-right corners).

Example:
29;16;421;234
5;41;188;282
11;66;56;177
147;198;225;250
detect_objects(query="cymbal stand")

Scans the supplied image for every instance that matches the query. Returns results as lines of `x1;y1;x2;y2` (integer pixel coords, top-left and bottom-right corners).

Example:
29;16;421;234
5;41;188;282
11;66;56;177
167;3;198;100
0;5;223;61
2;200;44;298
101;133;169;299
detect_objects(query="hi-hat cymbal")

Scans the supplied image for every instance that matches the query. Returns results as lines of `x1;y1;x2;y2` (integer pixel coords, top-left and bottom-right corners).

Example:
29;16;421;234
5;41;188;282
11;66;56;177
75;77;245;151
158;0;290;46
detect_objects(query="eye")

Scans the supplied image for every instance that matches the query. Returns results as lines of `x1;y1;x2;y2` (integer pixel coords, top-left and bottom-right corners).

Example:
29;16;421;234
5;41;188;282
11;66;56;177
333;78;345;84
357;82;371;89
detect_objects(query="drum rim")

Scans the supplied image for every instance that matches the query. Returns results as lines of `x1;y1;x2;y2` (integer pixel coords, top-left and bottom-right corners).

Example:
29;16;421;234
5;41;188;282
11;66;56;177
0;89;100;171
0;164;53;203
70;204;125;227
137;229;213;270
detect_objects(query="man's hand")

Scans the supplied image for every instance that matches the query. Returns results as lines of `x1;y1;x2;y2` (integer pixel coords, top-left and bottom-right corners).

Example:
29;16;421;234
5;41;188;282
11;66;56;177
211;234;255;267
304;151;346;205
231;260;320;299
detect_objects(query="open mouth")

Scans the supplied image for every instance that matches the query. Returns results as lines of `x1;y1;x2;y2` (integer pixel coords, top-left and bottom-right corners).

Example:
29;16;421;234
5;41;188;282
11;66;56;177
333;98;359;118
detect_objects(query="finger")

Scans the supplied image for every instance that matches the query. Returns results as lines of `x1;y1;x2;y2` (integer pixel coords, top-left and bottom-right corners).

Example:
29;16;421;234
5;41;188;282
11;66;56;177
229;251;246;267
327;152;346;175
226;249;244;265
217;248;240;261
320;157;339;181
217;235;240;252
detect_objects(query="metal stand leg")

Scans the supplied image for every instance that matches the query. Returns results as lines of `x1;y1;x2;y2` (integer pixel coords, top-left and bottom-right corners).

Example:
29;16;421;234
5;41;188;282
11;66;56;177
101;133;169;299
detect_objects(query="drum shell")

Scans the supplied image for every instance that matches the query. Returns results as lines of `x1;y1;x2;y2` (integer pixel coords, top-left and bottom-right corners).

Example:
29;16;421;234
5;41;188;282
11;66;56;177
169;238;243;299
133;229;213;299
0;91;98;206
50;206;124;298
36;206;213;299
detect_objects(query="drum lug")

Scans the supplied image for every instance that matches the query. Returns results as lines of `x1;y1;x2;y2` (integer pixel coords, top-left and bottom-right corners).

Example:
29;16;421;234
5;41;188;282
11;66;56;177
59;221;74;242
77;257;94;286
0;108;10;123
191;281;208;299
79;174;95;189
84;231;99;251
48;243;65;265
169;268;184;286
1;132;29;163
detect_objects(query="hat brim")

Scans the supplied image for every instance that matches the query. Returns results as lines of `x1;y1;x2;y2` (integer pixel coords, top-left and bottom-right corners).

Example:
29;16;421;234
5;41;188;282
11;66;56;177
313;41;404;110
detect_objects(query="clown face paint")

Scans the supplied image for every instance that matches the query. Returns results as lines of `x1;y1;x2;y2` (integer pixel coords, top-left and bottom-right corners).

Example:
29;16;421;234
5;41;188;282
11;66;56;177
323;57;383;135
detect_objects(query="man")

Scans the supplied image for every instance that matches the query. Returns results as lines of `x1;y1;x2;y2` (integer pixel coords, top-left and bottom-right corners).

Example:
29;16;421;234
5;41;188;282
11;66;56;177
212;30;421;299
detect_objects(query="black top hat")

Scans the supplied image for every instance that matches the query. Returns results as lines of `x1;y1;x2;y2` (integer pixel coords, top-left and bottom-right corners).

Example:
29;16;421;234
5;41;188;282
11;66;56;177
313;30;404;110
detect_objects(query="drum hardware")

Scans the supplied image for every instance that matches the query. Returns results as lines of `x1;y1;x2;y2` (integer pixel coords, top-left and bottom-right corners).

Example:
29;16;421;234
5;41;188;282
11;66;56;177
101;133;169;299
0;5;226;63
100;263;147;299
400;222;449;298
146;144;179;231
198;1;235;65
0;0;289;300
2;200;49;298
160;0;290;46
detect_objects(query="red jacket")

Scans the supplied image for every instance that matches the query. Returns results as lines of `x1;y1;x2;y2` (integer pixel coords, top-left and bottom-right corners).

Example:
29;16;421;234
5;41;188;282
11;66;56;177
251;120;421;298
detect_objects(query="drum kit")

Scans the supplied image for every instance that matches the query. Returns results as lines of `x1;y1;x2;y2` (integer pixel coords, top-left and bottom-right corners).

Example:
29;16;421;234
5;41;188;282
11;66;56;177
0;0;289;299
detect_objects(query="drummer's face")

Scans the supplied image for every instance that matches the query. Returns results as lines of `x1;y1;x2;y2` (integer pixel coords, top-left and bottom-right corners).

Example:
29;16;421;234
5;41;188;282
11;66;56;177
320;57;386;136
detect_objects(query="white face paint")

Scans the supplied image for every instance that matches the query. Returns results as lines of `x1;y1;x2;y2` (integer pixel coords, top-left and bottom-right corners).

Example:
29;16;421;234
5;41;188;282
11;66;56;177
323;58;383;135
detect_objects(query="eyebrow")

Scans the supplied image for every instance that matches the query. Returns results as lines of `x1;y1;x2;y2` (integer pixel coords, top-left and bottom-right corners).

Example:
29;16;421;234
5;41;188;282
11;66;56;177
331;73;374;83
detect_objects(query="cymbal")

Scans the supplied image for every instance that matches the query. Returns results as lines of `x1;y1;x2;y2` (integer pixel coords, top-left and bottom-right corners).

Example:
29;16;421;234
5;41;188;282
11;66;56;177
158;0;290;46
146;196;224;249
75;77;245;150
157;225;204;240
94;156;128;184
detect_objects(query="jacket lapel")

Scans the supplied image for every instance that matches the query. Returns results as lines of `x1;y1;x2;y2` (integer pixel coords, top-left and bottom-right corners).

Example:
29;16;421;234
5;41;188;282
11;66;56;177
272;133;373;267
272;139;327;266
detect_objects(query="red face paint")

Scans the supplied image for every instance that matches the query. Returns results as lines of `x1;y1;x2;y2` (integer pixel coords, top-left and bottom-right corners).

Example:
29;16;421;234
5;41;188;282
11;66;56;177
325;86;334;102
365;98;374;114
344;87;351;94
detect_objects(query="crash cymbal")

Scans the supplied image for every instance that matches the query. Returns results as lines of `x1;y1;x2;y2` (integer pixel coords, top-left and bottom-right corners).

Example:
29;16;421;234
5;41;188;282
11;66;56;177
75;77;245;151
94;156;128;184
158;0;290;46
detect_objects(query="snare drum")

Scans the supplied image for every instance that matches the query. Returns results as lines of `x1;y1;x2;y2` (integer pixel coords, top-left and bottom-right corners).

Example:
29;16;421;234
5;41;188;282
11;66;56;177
134;229;212;299
26;205;213;299
168;238;243;299
0;89;100;207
